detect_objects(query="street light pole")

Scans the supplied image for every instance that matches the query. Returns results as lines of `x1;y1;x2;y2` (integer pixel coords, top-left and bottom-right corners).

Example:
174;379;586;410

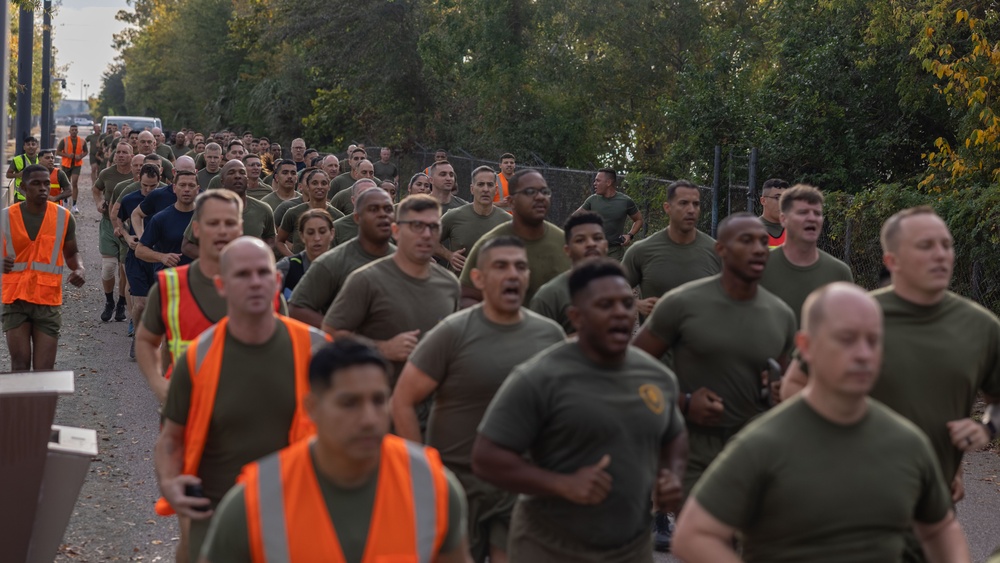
41;0;53;148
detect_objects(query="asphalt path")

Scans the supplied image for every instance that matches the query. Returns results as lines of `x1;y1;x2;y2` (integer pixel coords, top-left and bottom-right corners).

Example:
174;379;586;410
1;129;998;561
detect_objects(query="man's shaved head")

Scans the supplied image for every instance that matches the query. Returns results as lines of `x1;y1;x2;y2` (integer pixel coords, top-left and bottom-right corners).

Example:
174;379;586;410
175;155;196;173
802;282;880;334
219;236;275;275
716;212;762;242
354;187;390;209
880;205;941;254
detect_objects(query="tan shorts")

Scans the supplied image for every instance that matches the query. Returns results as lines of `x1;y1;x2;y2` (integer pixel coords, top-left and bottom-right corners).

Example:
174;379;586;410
2;300;62;338
508;501;653;563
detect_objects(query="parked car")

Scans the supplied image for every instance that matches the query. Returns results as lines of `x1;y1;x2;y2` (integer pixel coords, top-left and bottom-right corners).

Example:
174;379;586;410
100;115;162;133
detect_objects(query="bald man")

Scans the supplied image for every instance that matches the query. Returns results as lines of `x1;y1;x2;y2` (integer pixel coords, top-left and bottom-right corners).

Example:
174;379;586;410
633;212;796;498
674;283;970;563
137;130;174;178
154;236;329;562
330;178;378;247
181;159;276;259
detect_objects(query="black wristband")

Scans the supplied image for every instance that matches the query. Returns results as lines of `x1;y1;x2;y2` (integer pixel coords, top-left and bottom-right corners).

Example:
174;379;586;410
682;393;691;415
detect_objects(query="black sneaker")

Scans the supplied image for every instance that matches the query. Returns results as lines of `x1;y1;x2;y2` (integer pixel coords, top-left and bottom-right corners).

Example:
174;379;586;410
101;301;114;322
115;300;127;321
129;337;136;361
653;512;674;552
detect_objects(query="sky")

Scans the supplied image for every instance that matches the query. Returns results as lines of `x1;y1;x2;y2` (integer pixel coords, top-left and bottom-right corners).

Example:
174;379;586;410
51;0;130;102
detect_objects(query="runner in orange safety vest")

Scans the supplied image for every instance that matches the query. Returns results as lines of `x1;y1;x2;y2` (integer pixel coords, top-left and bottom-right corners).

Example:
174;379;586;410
198;337;471;563
2;164;86;371
154;237;329;563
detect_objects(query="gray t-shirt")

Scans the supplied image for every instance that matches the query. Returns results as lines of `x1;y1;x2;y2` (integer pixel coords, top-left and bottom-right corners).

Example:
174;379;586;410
622;228;720;299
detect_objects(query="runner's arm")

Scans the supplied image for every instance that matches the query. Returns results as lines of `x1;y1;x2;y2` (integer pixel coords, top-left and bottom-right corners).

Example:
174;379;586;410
391;363;440;442
915;510;971;563
779;358;808;401
275;227;294;257
135;323;168;403
155;419;213;519
131;206;148;239
5;163;16;179
288;304;325;328
671;498;742;563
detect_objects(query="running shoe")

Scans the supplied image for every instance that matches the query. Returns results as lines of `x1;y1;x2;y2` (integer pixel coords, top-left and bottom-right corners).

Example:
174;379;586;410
653;512;674;552
72;205;80;214
114;300;127;322
101;301;114;322
127;319;135;338
129;337;136;361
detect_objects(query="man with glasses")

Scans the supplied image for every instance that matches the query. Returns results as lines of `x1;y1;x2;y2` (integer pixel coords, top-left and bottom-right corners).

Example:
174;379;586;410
322;194;460;383
759;178;790;248
459;169;570;307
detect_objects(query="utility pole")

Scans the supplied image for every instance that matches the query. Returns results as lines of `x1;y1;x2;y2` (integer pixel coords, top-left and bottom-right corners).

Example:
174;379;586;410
41;0;52;149
15;4;34;155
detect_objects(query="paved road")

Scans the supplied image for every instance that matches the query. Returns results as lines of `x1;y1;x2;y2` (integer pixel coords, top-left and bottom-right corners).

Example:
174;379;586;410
2;130;998;561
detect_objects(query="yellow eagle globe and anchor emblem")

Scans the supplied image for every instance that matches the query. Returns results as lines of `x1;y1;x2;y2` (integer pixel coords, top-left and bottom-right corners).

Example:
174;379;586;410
639;384;665;414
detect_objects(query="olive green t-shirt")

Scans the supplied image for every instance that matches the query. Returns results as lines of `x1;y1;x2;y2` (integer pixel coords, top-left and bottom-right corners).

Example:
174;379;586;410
162;322;297;503
201;442;468;563
85;133;101;159
245;181;273;200
648;275;796;429
142;260;288;335
289;238;395;315
459;221;571;304
279;202;345;253
759;247;854;325
95;166;134;219
110;179;139;207
439;204;511;256
870;288;1000;481
580;191;639;245
155;144;174;161
372;161;398;183
272;196;305;227
409;305;564;471
693;398;952;563
329;172;356;199
330;186;356;216
622;228;720;299
331;214;358;248
183;197;276;243
479;341;685;549
324;256;460;378
196;168;219;192
261;191;299;213
528;270;573;334
761;218;784;240
15;203;77;241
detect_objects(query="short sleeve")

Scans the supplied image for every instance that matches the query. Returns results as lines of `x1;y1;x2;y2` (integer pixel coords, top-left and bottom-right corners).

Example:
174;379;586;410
162;347;194;425
184;217;196;244
139;215;161;248
912;434;953;524
275;256;292;278
64;214;77;243
690;434;766;530
477;366;545;452
581;196;593;210
280;209;297;234
324;269;371;331
440;468;469;553
289;261;335;312
621;243;641;288
408;318;459;383
625;196;639;216
439;209;456;243
142;282;167;335
200;483;251;563
261;207;276;240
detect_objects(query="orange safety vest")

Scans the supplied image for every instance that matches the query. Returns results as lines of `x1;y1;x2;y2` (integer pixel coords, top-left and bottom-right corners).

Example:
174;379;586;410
61;136;84;168
768;229;786;249
154;315;330;516
1;202;70;306
157;264;284;378
49;168;62;197
241;435;449;563
494;173;510;203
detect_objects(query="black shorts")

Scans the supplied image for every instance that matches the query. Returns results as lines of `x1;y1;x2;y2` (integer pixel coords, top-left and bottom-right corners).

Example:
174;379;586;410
125;250;155;297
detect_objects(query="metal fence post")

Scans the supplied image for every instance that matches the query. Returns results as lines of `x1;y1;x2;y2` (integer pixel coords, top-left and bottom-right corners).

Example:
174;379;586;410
747;147;758;214
712;146;721;238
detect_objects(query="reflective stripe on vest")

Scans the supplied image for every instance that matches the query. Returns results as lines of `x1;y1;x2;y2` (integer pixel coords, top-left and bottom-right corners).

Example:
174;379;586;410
494;173;509;202
243;435;448;563
154;316;329;516
2;203;69;305
768;229;786;249
49;168;62;197
12;154;39;188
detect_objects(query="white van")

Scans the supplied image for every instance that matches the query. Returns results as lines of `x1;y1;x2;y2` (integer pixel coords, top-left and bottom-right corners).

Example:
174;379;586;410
100;115;162;132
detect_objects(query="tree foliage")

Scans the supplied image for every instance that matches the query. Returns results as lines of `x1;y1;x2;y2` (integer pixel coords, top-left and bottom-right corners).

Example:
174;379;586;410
96;0;997;193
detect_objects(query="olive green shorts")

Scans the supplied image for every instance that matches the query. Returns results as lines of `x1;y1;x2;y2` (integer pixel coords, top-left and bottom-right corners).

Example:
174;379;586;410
99;217;124;258
607;244;625;261
66;165;82;176
508;502;653;563
2;300;62;338
683;426;740;495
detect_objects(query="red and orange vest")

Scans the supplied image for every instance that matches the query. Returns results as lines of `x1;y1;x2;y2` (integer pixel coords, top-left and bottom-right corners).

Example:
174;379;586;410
241;435;450;563
768;230;786;249
61;136;84;168
154;315;329;516
494;173;510;203
1;202;70;306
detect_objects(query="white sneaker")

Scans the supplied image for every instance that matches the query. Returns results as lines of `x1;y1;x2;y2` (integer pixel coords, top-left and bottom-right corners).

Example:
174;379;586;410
72;205;80;214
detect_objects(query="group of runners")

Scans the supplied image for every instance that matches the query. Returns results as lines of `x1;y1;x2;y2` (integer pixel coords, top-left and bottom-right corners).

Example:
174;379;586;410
2;124;999;563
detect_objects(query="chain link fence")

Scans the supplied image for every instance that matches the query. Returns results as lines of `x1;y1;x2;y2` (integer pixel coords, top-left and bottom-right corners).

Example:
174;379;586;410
349;143;999;315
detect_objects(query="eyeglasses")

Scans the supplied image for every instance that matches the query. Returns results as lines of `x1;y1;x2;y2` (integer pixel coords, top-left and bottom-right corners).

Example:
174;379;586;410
397;220;441;234
762;195;781;201
513;187;552;198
